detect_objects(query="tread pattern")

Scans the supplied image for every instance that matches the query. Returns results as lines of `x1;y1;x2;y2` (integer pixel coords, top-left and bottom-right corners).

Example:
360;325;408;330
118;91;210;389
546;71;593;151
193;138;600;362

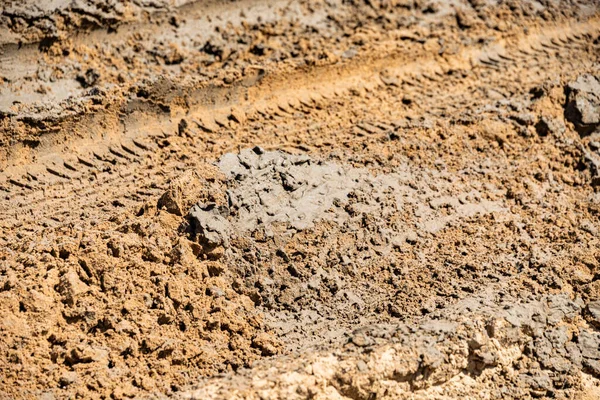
1;20;598;239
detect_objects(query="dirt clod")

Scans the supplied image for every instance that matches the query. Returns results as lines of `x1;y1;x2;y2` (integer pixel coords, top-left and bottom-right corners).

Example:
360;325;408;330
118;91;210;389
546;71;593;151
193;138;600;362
565;74;600;135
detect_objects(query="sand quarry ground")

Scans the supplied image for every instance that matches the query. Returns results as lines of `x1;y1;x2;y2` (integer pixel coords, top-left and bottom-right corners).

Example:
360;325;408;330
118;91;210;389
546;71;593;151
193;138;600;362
1;0;600;399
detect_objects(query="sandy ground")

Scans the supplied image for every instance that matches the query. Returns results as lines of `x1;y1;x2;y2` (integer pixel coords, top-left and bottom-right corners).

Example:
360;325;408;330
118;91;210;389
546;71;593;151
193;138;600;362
1;0;600;399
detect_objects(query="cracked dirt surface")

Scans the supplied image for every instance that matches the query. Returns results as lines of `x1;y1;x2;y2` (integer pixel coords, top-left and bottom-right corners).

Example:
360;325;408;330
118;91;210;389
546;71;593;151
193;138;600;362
1;0;600;399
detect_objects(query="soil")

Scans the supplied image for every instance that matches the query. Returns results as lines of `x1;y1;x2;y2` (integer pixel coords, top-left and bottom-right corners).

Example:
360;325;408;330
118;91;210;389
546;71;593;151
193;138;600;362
1;0;600;399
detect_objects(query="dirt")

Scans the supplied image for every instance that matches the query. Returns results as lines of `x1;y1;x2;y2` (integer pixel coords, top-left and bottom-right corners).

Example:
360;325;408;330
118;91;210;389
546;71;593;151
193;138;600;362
1;0;600;399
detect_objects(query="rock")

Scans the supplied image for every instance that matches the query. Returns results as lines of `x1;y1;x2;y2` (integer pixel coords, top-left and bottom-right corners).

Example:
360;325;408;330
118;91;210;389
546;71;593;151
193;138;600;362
193;117;218;133
546;355;573;373
518;371;552;393
532;336;553;364
162;43;185;65
546;295;580;324
169;239;206;277
511;112;535;126
342;48;357;59
584;358;600;378
115;319;138;335
545;325;570;350
391;235;405;249
577;330;600;360
189;203;231;253
356;359;368;372
350;333;373;347
39;392;55;400
206;286;225;298
420;345;444;370
585;301;600;329
565;74;600;135
473;348;497;367
566;341;583;368
59;371;79;387
157;312;174;325
405;230;418;244
166;278;186;306
22;289;54;313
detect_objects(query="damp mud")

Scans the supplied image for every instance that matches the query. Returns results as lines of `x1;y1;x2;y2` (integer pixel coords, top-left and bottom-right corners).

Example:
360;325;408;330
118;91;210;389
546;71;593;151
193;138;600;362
1;0;600;399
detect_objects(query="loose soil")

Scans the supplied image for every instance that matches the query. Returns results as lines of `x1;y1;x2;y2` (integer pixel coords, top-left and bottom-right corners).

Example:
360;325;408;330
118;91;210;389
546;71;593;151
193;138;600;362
1;0;600;399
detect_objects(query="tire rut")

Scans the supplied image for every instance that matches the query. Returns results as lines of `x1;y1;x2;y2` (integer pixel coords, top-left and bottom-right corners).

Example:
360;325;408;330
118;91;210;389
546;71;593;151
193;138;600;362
1;19;598;237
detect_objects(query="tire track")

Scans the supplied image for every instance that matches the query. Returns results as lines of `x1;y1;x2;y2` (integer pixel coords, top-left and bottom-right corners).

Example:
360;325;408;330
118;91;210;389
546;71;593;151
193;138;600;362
1;19;598;235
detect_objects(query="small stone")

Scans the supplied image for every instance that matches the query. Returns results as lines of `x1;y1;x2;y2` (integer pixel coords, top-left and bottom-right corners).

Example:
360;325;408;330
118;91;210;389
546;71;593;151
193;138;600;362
391;235;405;249
342;48;357;59
157;313;174;325
65;345;109;365
350;333;373;347
189;204;231;253
474;349;497;366
565;74;600;135
206;262;225;277
585;301;600;329
584;359;600;378
356;359;368;372
578;330;600;360
206;286;225;298
193;117;218;133
405;230;418;245
115;319;137;335
511;112;535;126
59;371;78;387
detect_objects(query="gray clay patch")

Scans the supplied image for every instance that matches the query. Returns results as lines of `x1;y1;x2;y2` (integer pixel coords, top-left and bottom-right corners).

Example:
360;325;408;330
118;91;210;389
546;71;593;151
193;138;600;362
217;147;366;232
189;148;507;250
